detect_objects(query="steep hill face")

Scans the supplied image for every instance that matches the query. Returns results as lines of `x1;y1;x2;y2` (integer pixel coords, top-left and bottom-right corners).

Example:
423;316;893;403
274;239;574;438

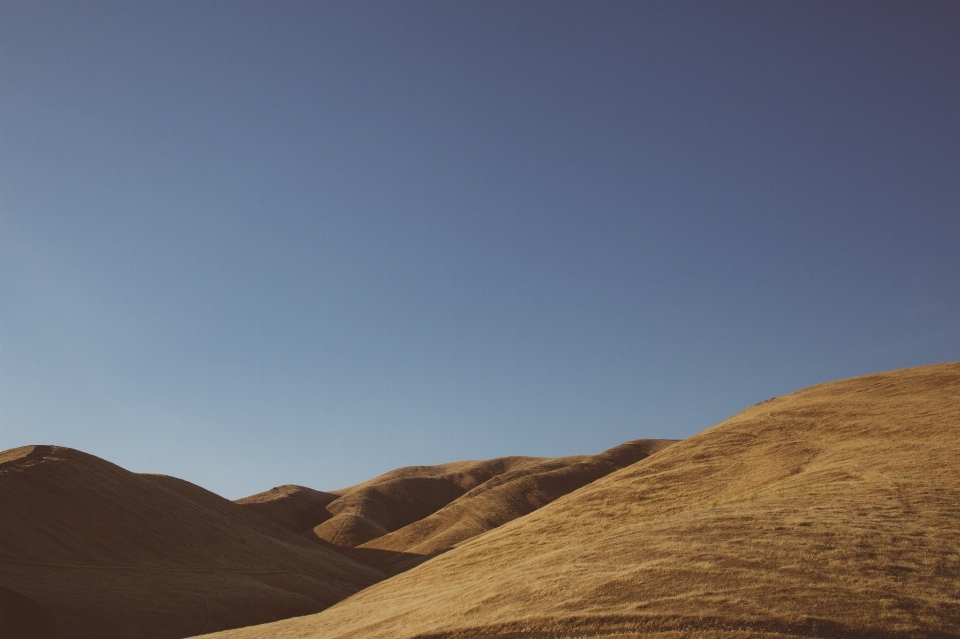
203;362;960;639
0;446;383;639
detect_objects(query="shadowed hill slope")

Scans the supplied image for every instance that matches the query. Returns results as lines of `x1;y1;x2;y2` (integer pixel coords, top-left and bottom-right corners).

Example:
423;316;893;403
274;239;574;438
0;446;384;639
202;362;960;639
0;585;57;639
234;485;339;535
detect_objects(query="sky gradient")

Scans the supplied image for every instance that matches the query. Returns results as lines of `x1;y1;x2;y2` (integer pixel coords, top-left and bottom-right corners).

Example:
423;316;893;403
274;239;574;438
2;1;958;498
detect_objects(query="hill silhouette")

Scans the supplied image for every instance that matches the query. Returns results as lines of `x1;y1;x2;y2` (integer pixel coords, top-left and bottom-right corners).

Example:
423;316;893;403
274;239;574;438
0;446;383;639
201;362;960;639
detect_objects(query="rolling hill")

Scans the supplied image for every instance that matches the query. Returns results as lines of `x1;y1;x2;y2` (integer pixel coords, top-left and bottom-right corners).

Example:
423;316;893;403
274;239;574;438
234;484;340;536
0;446;383;639
200;362;960;639
236;440;673;574
0;439;672;639
351;439;675;572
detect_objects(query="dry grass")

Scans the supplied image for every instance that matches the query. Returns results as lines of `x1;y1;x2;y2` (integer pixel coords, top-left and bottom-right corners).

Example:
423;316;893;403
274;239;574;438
200;362;960;639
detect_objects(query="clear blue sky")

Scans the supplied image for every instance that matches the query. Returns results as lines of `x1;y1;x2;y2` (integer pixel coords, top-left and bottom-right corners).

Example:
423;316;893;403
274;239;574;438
2;1;958;499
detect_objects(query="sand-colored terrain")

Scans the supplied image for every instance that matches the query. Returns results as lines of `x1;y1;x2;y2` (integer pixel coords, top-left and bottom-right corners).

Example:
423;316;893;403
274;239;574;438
0;446;383;639
201;362;960;639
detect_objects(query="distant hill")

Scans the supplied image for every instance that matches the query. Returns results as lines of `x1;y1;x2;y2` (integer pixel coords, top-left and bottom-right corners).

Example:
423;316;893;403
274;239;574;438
236;440;674;573
234;484;339;535
202;362;960;639
0;436;673;639
352;439;675;572
0;446;383;639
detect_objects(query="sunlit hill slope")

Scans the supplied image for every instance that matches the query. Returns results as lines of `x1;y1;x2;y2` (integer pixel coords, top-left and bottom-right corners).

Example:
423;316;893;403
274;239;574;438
203;362;960;639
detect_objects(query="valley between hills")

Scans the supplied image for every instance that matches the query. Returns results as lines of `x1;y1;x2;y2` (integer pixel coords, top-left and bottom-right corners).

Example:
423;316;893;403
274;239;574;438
2;362;959;639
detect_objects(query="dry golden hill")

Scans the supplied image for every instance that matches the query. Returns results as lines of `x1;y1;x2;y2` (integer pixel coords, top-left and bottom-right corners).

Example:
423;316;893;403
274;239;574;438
0;446;383;639
352;439;675;572
201;362;960;639
238;456;554;547
236;441;674;573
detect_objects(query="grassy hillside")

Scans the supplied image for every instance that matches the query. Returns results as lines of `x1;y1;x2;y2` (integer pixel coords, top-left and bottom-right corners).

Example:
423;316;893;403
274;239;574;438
353;439;675;572
201;362;960;639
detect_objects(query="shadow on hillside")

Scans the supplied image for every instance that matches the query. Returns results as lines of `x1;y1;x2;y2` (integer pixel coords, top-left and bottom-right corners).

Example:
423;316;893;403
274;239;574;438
345;547;451;575
0;585;57;639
